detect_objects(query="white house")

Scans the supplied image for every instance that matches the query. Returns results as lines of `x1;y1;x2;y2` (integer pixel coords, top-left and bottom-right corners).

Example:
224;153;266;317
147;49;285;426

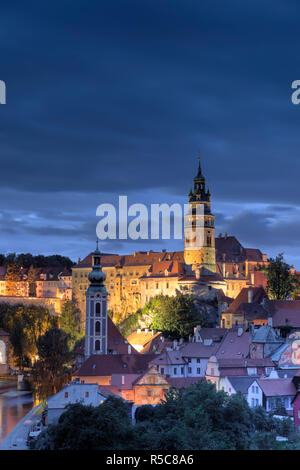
46;383;108;425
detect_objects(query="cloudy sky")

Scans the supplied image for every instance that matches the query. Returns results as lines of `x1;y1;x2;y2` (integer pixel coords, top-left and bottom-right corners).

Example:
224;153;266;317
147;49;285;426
0;0;300;267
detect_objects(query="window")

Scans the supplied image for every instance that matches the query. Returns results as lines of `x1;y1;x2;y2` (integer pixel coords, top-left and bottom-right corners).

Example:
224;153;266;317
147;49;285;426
156;283;159;289
161;367;164;374
96;303;101;316
181;367;184;375
188;367;192;374
95;340;100;351
211;368;215;375
65;392;68;398
251;398;254;407
256;386;258;394
197;358;200;363
95;321;100;334
147;391;151;397
197;368;200;375
174;368;177;375
229;387;231;393
166;283;169;289
85;391;89;397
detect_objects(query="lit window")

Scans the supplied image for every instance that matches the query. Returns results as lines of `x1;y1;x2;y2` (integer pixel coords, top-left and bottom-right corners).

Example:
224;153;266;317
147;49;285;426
85;391;89;397
65;392;68;398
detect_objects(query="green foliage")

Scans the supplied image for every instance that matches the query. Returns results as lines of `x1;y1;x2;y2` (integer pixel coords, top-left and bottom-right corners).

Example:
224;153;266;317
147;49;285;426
258;253;296;300
33;380;300;450
32;327;72;400
148;293;203;339
33;397;133;450
117;309;144;337
0;303;56;367
59;300;83;350
27;265;37;297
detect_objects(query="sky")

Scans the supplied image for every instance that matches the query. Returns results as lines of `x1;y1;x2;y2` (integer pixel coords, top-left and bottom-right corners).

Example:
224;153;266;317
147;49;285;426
0;0;300;267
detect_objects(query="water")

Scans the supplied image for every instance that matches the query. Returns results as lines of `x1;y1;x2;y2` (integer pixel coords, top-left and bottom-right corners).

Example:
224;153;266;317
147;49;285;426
0;391;33;443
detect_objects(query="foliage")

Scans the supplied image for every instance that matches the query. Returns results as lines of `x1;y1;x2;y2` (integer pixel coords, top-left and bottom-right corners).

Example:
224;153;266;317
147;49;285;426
5;263;21;296
0;303;56;367
59;300;84;350
33;397;133;450
33;381;300;450
117;309;144;337
257;253;296;300
27;265;37;297
148;293;203;339
0;252;74;269
32;327;72;400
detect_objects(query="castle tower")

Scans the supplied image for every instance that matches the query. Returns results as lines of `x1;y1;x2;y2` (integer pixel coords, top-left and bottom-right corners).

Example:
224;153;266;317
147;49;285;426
84;240;108;359
184;158;216;275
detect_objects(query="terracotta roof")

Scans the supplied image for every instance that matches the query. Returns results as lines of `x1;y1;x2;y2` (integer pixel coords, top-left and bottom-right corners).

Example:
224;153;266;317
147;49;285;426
127;330;159;347
257;378;296;397
73;251;185;269
240;303;268;320
224;286;267;315
75;317;138;356
74;353;155;377
166;377;205;389
107;317;138;354
218;358;274;368
110;373;140;389
198;327;227;342
140;335;172;355
243;248;264;262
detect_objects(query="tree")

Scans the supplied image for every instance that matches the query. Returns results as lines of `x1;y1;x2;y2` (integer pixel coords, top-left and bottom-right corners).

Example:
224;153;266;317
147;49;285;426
33;397;133;450
5;263;21;296
59;300;83;350
149;293;202;339
32;381;300;450
257;253;296;300
32;327;72;399
27;265;37;297
0;303;55;367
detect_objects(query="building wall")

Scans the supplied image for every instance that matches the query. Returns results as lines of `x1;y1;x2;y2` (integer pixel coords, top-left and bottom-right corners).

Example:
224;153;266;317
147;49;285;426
0;296;62;314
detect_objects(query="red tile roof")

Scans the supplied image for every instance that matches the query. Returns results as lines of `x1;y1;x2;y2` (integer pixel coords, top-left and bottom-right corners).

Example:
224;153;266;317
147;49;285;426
266;300;300;328
74;353;156;377
215;330;251;359
224;287;267;315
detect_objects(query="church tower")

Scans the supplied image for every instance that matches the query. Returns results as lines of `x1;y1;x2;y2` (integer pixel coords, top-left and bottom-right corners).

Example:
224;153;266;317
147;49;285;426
184;158;216;275
84;241;108;359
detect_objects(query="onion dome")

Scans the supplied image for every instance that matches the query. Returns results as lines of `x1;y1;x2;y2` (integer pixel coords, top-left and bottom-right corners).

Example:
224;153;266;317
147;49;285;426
86;240;107;295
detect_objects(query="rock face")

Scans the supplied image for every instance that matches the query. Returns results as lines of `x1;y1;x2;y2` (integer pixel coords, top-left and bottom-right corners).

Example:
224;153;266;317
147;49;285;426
193;298;218;328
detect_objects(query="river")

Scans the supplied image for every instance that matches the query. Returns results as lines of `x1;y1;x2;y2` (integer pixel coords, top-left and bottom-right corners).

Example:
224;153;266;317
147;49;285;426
0;390;33;443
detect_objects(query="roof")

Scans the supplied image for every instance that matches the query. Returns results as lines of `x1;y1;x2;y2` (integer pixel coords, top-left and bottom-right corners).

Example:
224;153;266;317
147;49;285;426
224;287;267;315
266;300;300;327
73;251;185;269
227;376;258;394
110;373;141;389
252;325;283;344
75;317;138;355
74;353;155;377
166;377;205;389
180;342;219;359
149;350;186;366
139;261;184;279
215;330;251;359
218;358;274;368
127;330;159;347
257;378;296;397
198;327;227;342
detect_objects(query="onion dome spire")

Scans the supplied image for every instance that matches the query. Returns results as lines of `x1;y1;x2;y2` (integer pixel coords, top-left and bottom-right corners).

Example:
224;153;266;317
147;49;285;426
87;239;107;294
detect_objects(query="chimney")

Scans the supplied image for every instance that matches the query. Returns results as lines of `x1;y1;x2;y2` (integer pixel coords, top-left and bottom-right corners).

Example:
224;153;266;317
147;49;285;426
122;375;125;385
248;287;253;303
268;317;273;327
237;327;243;337
218;233;222;238
222;263;226;278
195;269;200;280
128;345;131;354
224;232;228;239
78;257;81;264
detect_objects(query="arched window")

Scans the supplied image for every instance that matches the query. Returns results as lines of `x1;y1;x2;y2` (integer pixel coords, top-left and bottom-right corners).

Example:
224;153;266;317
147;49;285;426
95;340;100;351
95;302;101;316
95;321;100;335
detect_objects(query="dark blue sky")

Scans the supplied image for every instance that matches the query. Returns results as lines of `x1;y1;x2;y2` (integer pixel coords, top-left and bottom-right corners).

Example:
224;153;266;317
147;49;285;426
0;0;300;266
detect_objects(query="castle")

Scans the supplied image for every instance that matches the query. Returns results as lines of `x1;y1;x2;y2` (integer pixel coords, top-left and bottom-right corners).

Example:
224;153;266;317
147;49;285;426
73;160;267;325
